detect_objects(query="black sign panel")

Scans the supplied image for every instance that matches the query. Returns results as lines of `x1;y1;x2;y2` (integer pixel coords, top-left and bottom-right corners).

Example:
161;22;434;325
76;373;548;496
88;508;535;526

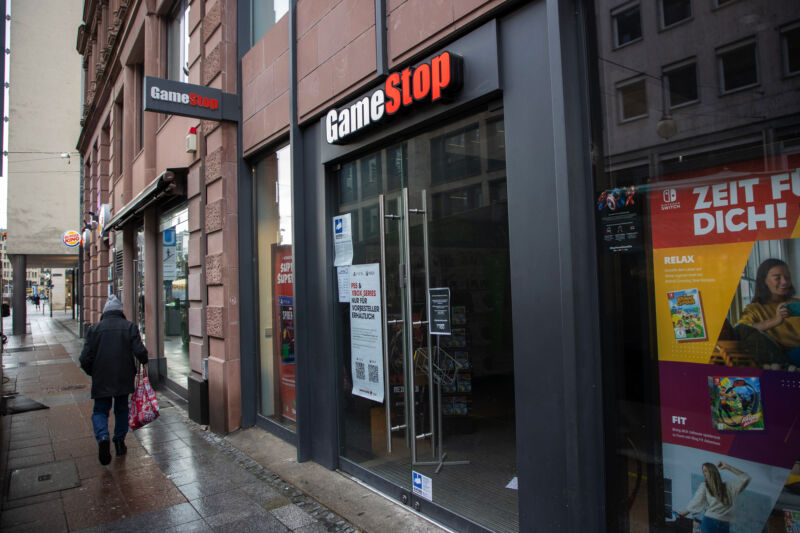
429;287;451;336
143;76;238;122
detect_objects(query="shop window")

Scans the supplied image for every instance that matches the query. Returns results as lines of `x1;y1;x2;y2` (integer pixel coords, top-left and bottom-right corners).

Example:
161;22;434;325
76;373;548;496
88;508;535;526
431;184;483;220
717;39;758;93
660;141;763;174
251;0;289;47
113;248;124;300
160;206;190;387
664;60;698;108
609;163;649;185
487;118;506;171
134;64;144;153
612;4;642;48
591;4;800;532
361;205;380;240
166;0;190;82
386;143;407;191
616;77;648;121
359;154;382;199
489;178;507;204
254;144;296;429
430;123;482;184
135;226;146;341
339;162;357;205
660;0;691;28
781;22;800;76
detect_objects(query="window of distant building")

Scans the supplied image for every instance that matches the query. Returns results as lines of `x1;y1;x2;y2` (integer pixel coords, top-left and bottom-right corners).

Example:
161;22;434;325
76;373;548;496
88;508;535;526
616;77;648;121
251;0;289;47
135;64;144;153
660;0;691;29
717;38;759;94
612;3;642;48
781;22;800;77
664;59;698;108
166;0;190;82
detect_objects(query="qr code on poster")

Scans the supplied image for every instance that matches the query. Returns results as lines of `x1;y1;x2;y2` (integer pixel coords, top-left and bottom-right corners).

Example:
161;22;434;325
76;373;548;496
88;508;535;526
355;362;365;380
368;364;379;383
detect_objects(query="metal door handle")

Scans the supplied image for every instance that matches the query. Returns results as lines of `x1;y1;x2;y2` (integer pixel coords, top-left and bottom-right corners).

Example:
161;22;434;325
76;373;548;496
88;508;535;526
378;194;392;454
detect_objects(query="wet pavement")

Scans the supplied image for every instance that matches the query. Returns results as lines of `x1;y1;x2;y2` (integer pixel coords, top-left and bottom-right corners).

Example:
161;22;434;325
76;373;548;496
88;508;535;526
0;305;404;533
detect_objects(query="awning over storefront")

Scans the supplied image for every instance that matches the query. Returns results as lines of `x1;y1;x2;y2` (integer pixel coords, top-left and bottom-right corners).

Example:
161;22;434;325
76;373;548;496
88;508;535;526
102;168;186;236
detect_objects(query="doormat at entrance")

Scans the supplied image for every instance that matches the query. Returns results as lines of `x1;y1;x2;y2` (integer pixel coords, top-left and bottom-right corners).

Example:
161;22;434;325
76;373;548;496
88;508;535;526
1;393;49;415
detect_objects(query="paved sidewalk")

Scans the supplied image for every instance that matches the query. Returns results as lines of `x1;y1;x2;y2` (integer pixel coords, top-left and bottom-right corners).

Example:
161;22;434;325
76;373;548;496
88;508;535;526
0;306;446;533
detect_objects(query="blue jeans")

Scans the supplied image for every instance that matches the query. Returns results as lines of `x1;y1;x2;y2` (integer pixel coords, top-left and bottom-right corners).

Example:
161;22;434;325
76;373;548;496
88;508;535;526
701;516;730;533
91;395;129;442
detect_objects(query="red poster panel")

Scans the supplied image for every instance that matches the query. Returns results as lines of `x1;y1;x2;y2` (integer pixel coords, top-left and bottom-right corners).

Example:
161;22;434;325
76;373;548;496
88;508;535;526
272;245;296;422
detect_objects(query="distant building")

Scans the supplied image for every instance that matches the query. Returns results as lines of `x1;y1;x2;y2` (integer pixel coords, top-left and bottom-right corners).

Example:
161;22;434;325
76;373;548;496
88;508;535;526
5;0;82;332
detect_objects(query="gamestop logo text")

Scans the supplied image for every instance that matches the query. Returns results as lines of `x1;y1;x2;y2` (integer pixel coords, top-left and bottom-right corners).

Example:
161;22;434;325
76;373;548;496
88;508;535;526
150;86;219;110
325;51;463;144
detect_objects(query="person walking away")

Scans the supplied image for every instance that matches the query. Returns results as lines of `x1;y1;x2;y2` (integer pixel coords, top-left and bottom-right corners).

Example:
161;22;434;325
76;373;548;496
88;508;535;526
33;293;40;310
79;295;148;465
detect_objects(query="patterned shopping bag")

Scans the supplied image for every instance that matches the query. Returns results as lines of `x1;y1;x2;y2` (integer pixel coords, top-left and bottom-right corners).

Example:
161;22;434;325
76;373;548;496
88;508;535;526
128;364;159;430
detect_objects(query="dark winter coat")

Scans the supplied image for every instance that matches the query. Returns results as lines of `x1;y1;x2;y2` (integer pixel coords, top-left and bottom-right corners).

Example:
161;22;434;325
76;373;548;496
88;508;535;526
79;310;148;399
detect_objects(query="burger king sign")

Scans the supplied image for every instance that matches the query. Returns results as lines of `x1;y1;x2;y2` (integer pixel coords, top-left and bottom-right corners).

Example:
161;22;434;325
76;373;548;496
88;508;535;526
63;230;81;248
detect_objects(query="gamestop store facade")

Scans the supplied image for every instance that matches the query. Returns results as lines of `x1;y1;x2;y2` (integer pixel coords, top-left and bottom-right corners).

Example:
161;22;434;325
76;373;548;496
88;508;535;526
238;0;800;532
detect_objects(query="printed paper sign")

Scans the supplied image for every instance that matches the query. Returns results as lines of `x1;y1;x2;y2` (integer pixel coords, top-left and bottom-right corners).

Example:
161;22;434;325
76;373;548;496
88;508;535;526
349;264;384;402
337;266;350;303
333;214;353;267
429;287;451;335
412;471;433;501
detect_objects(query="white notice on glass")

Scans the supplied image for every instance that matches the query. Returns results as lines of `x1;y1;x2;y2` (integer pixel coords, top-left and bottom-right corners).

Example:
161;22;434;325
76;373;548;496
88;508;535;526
349;264;384;402
332;214;353;266
412;471;433;501
337;266;350;303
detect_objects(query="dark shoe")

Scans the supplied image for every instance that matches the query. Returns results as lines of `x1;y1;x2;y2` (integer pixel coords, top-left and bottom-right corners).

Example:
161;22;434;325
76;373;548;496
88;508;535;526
113;438;127;456
98;439;111;465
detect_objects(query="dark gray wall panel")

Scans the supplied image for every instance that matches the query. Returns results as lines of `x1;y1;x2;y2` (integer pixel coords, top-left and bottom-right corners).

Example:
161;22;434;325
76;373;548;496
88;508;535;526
295;120;339;468
501;0;604;530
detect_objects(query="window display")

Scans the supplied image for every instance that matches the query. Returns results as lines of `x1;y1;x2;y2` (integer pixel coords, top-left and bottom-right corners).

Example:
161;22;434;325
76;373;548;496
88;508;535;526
254;144;296;428
592;0;800;530
160;206;189;387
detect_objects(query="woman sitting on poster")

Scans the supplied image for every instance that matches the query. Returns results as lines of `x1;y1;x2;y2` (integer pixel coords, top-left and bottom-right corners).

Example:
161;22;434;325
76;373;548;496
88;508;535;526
737;258;800;368
677;461;750;533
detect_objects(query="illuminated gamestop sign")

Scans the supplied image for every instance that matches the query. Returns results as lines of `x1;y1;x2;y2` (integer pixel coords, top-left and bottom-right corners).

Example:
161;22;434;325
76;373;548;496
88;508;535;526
325;51;463;145
143;76;238;121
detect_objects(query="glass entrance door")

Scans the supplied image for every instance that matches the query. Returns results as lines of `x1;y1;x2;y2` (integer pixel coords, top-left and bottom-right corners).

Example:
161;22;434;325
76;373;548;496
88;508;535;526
335;108;519;532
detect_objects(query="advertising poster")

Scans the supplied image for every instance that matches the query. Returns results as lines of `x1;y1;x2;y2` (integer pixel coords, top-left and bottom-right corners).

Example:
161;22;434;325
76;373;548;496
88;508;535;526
272;245;296;421
596;185;642;254
349;263;384;402
650;161;800;531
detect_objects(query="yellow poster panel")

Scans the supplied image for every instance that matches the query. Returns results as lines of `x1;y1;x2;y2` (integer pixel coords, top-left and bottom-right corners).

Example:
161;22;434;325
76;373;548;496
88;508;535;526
653;242;753;363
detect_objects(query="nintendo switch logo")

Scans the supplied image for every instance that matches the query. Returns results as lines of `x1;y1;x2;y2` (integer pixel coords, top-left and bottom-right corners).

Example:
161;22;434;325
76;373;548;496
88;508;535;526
660;188;681;211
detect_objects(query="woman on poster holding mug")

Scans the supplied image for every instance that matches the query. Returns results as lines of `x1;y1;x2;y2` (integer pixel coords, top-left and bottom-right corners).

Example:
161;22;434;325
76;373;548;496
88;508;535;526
676;461;750;533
